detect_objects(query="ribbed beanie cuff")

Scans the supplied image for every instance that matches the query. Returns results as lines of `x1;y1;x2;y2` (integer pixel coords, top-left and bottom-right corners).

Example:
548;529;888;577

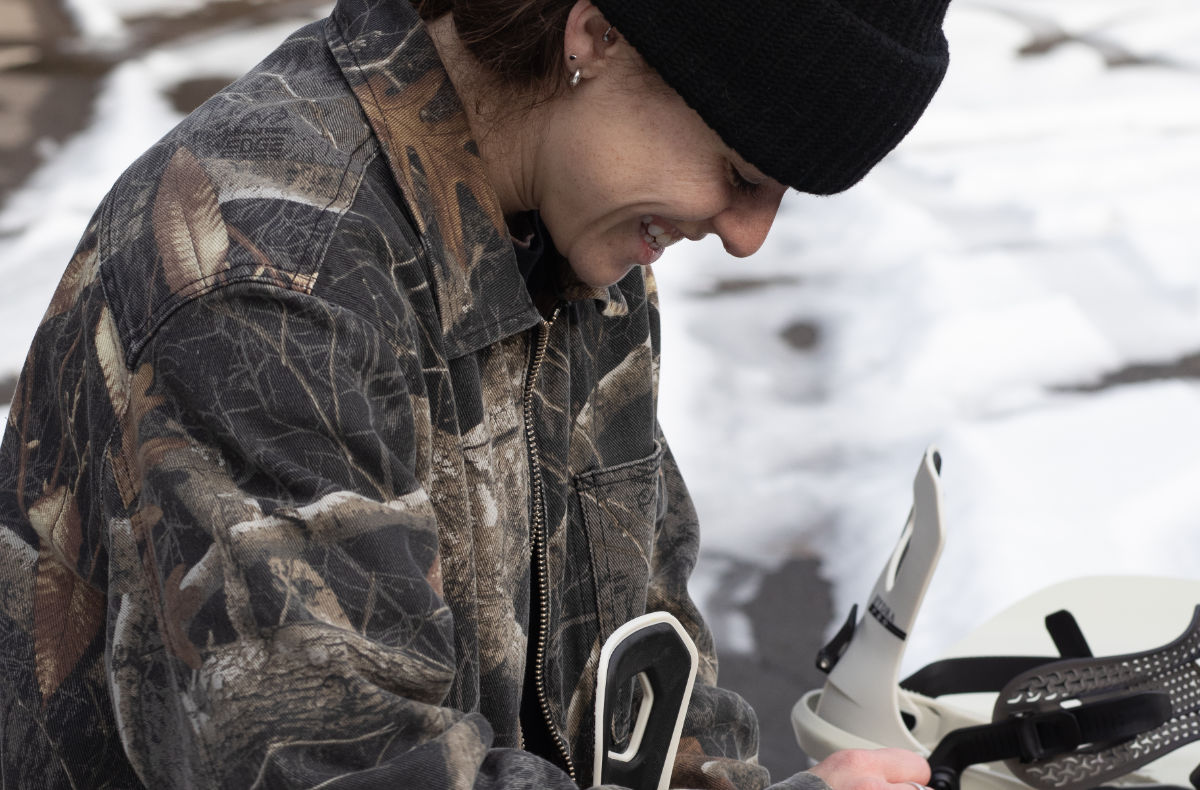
592;0;952;195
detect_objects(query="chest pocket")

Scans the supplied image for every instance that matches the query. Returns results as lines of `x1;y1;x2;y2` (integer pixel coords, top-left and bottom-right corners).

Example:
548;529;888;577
572;441;665;758
574;442;664;640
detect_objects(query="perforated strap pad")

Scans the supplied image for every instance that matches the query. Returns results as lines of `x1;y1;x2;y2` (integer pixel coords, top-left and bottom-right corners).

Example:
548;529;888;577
993;605;1200;790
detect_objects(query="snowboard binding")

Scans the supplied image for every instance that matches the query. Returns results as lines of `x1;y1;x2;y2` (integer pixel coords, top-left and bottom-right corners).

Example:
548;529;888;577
793;449;1200;790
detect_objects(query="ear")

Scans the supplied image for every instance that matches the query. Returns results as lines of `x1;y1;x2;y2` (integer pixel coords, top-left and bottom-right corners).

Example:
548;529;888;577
562;0;622;81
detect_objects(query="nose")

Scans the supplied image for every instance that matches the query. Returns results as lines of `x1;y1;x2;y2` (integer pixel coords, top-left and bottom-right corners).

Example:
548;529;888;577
710;186;786;258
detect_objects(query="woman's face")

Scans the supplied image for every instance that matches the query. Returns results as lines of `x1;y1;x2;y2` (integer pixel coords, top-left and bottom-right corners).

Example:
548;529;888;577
533;31;789;288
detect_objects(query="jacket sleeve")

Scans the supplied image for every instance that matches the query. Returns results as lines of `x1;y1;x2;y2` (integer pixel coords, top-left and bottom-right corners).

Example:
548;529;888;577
645;436;830;790
106;285;587;789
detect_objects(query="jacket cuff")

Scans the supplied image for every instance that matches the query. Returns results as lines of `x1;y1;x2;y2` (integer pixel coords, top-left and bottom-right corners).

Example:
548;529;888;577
769;771;835;790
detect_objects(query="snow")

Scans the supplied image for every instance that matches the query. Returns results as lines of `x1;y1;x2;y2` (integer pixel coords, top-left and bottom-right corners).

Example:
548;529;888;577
59;0;128;42
656;1;1200;666
61;0;238;39
3;0;1199;677
0;62;179;377
0;13;329;378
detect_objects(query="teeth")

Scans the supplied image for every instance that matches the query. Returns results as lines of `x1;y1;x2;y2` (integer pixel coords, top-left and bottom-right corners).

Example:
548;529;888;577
641;218;679;250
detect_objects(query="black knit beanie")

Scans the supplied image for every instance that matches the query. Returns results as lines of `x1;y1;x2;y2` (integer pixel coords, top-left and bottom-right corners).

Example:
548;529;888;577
591;0;952;195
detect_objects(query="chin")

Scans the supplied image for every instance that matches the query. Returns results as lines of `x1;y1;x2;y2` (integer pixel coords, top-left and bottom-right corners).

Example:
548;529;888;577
569;258;638;290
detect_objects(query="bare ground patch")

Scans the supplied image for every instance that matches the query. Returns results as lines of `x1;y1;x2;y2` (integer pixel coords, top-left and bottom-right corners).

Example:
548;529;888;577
1060;350;1200;393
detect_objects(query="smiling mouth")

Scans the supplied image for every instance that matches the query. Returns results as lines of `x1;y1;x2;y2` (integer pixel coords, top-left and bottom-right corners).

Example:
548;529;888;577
640;215;682;251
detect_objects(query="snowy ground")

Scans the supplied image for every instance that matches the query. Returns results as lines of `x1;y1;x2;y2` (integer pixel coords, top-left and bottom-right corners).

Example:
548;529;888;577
3;0;1200;690
655;0;1200;672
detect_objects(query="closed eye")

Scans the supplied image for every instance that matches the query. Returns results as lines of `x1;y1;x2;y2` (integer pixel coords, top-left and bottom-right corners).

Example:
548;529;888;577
728;161;763;197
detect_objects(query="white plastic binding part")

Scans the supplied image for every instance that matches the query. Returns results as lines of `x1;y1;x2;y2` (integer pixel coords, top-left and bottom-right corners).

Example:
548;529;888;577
792;447;1200;790
594;611;699;790
803;446;946;752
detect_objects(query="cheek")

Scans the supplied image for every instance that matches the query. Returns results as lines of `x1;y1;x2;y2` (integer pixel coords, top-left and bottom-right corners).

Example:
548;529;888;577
542;154;643;245
567;141;650;207
557;108;692;206
540;99;732;245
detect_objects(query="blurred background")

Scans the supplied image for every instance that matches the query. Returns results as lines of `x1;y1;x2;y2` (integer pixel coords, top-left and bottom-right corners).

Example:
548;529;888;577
2;0;1199;778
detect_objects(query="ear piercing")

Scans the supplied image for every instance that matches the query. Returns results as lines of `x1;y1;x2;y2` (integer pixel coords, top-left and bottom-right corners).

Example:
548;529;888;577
569;54;582;87
567;25;615;87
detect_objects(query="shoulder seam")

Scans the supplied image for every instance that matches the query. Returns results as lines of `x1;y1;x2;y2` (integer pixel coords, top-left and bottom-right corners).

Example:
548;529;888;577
106;142;381;372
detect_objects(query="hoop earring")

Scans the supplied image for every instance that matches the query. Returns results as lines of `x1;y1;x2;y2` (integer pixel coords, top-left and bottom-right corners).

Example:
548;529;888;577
602;25;614;42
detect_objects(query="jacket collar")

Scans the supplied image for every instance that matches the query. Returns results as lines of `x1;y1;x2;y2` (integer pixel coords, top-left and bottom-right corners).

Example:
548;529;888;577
325;0;626;357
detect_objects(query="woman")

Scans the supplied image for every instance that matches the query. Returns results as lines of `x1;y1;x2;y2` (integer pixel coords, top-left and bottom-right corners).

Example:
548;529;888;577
0;0;950;787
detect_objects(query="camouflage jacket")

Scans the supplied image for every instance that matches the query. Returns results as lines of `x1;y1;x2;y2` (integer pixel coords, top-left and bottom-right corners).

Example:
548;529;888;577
0;1;826;788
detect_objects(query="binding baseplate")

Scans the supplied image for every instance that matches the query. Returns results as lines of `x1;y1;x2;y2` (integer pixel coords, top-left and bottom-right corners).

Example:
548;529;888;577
793;448;1200;790
991;605;1200;790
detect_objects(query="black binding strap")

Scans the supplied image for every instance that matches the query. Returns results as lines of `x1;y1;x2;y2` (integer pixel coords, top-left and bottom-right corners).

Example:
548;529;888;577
1045;609;1093;658
928;691;1173;790
901;610;1093;697
816;605;858;674
902;655;1055;697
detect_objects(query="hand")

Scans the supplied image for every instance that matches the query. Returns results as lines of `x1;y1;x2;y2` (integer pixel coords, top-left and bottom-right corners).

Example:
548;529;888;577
807;748;931;790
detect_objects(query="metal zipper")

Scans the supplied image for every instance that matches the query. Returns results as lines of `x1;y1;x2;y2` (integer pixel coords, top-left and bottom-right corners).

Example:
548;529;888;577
521;306;576;781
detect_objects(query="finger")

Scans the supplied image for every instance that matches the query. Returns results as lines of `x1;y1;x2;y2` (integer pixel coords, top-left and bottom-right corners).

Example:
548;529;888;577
809;748;931;789
894;781;931;790
873;748;931;784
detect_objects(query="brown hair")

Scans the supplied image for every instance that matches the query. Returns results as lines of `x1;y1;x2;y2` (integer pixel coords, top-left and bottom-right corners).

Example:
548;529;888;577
412;0;576;96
